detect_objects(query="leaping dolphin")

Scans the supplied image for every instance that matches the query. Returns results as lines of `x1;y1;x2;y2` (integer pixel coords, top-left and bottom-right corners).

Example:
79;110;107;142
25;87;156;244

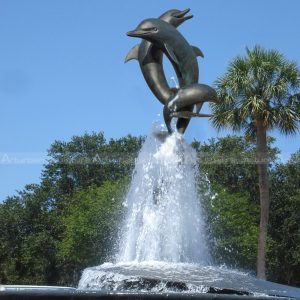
125;9;203;105
127;18;218;133
125;9;207;134
127;18;200;87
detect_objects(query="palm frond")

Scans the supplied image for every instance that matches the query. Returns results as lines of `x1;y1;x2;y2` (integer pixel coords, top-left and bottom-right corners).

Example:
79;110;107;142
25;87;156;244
213;45;300;136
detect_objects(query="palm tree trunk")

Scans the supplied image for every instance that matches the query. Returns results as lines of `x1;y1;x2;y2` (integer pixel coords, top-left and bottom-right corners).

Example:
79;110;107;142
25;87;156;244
256;120;270;280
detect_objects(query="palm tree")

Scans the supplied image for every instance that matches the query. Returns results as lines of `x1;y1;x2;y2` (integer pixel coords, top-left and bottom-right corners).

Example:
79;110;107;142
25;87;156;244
211;45;300;279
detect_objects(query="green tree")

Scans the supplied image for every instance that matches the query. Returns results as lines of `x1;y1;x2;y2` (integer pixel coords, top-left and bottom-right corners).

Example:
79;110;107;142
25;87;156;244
0;196;25;283
57;180;127;285
195;135;278;200
212;46;300;279
42;132;143;197
0;132;143;285
268;150;300;286
201;186;259;270
195;135;277;271
0;184;59;284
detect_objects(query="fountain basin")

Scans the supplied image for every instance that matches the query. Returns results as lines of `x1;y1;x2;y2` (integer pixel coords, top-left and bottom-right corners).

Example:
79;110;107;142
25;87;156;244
0;285;298;300
2;263;300;298
76;261;300;299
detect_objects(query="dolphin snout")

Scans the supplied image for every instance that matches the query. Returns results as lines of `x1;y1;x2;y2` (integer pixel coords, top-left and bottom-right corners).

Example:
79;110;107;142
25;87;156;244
174;8;193;21
127;30;143;37
127;27;156;38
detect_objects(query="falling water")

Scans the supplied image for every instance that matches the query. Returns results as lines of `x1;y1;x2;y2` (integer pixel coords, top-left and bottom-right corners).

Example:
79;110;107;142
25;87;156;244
116;127;209;264
78;127;212;291
78;128;299;297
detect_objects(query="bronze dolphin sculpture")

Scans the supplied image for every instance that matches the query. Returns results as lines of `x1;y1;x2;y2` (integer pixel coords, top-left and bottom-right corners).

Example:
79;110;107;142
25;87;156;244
125;9;207;134
127;11;218;134
125;8;203;106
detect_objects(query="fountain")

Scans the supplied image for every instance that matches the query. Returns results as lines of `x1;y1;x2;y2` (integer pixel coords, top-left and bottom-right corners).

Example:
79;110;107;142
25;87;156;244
75;9;220;288
78;129;210;290
1;7;300;300
76;129;299;298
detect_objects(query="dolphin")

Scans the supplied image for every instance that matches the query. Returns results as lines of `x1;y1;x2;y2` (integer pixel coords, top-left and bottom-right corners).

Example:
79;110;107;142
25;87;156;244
127;18;200;87
125;8;203;105
127;18;218;133
125;9;206;135
163;83;217;132
167;84;218;111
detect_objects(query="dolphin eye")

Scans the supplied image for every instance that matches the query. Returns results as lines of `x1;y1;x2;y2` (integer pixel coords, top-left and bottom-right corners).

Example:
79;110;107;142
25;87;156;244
143;27;158;32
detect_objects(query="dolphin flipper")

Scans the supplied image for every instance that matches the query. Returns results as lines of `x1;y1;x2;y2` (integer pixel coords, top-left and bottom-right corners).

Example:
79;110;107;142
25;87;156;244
171;111;212;119
196;103;203;114
164;43;179;64
192;46;204;58
125;45;140;63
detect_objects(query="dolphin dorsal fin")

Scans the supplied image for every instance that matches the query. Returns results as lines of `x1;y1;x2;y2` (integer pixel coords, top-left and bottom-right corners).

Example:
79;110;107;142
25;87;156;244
141;43;154;65
125;45;140;63
164;43;179;64
192;46;204;58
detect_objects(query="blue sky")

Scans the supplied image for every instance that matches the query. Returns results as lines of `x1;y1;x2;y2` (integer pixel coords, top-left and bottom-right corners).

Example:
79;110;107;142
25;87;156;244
1;0;300;200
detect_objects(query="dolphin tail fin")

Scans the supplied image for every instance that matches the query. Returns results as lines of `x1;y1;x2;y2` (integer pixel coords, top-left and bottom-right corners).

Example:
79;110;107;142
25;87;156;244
192;46;204;58
125;45;139;63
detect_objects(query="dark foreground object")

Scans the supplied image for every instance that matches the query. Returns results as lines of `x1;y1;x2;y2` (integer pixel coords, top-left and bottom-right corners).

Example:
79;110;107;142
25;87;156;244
0;286;299;300
0;286;300;300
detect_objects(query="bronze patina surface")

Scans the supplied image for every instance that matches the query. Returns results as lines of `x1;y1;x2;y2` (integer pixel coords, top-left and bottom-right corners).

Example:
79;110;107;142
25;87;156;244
126;8;218;134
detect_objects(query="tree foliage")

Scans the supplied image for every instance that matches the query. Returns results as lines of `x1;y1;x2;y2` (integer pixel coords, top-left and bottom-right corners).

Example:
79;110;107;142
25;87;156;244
268;151;300;286
42;132;144;196
0;184;59;284
57;180;128;285
196;136;299;285
211;45;300;137
203;186;259;271
196;136;263;271
211;45;300;279
0;133;143;286
195;135;279;200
